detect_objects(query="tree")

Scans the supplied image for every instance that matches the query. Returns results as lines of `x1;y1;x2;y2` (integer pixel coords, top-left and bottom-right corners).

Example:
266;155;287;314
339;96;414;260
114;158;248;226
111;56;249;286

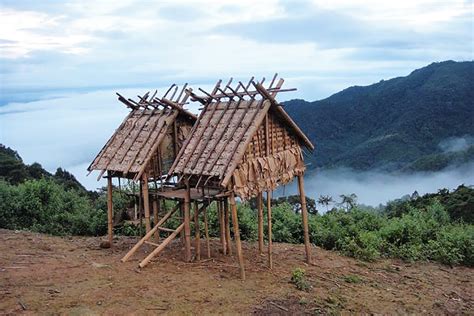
317;195;333;212
339;193;358;211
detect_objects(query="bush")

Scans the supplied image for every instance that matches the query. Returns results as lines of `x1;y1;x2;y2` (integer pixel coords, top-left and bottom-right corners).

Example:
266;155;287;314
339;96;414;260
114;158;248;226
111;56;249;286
1;176;473;268
341;231;382;261
0;179;106;236
290;268;310;291
426;225;474;266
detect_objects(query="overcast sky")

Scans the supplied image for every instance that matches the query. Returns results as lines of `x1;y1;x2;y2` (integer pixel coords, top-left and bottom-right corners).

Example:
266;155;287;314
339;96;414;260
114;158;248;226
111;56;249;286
0;0;472;199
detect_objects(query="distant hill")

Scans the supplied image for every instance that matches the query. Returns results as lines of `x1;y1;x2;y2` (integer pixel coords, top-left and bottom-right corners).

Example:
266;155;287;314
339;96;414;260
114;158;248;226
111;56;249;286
0;144;87;193
284;61;474;171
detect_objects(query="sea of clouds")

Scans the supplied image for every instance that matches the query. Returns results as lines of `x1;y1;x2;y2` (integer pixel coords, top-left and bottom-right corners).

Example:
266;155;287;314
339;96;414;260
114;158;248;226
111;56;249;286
1;90;472;207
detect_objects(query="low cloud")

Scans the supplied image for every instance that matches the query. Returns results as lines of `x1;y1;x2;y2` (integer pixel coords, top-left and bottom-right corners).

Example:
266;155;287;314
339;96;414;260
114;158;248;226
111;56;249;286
275;163;474;207
439;136;474;153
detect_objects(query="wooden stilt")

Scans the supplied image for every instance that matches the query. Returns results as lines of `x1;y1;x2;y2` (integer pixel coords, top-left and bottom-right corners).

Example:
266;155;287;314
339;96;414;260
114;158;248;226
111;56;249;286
179;202;185;244
184;182;192;262
257;192;264;254
138;183;143;237
142;173;151;233
218;201;227;255
134;196;138;220
152;197;160;242
298;174;312;264
194;201;201;261
106;172;113;245
229;192;245;280
203;205;211;258
267;190;273;269
224;198;232;255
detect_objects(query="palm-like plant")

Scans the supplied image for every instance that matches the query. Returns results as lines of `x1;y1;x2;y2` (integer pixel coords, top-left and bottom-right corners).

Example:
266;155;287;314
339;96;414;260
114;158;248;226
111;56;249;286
339;193;358;211
317;195;334;212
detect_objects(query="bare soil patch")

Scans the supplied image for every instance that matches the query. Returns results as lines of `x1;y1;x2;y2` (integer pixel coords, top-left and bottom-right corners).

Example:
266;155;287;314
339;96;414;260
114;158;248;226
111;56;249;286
0;229;472;315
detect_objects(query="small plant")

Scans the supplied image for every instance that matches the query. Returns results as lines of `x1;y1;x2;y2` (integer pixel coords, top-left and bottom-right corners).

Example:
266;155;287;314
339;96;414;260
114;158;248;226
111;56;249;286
343;274;362;284
290;268;310;292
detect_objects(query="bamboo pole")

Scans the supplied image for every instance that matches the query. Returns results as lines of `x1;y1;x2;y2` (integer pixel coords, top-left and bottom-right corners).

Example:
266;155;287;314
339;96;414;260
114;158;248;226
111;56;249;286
179;202;184;244
184;182;192;262
267;190;273;269
257;192;264;254
121;204;180;262
224;198;232;255
229;192;245;280
298;174;312;264
203;205;211;258
153;197;160;242
142;173;151;233
139;182;143;237
218;201;227;255
194;201;201;261
139;223;185;268
107;172;113;246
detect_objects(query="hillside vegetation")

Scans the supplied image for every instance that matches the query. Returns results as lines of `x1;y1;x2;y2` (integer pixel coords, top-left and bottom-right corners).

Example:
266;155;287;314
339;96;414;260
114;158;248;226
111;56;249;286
285;61;474;171
1;157;473;266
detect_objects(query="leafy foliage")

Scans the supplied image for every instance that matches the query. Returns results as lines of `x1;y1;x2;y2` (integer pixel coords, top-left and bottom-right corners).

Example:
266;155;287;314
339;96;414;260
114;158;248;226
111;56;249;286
290;268;311;291
0;178;106;236
386;185;474;223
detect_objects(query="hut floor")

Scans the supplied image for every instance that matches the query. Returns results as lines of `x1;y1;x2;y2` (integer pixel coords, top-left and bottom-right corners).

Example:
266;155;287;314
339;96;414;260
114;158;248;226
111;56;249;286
0;229;472;315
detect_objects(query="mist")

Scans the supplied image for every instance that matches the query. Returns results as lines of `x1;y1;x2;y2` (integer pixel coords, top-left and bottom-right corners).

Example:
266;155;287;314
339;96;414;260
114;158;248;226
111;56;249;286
275;162;474;208
439;135;474;153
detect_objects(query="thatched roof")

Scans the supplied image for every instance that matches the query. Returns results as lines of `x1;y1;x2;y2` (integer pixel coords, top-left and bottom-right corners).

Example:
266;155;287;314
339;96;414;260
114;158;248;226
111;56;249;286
88;86;196;181
168;76;314;190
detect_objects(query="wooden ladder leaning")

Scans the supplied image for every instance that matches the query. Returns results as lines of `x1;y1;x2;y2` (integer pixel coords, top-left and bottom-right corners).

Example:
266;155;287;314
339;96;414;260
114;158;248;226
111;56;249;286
121;203;183;268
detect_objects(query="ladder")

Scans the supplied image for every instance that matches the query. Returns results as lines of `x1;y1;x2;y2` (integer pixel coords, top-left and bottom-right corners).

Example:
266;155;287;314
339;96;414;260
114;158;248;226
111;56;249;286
121;204;183;268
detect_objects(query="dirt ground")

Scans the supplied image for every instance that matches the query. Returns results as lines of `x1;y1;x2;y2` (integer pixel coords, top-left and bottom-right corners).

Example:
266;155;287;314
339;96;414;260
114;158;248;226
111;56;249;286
0;229;472;315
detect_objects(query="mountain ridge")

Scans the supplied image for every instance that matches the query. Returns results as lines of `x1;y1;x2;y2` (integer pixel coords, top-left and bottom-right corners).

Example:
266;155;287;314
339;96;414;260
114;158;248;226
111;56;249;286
284;60;474;172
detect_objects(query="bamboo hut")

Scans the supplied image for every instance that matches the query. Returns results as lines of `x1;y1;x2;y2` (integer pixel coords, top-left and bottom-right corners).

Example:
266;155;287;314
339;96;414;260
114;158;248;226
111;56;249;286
87;85;197;245
121;75;314;280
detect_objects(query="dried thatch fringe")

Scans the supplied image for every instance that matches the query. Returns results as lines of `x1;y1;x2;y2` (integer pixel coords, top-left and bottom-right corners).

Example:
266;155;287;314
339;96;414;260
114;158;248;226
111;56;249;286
232;146;305;199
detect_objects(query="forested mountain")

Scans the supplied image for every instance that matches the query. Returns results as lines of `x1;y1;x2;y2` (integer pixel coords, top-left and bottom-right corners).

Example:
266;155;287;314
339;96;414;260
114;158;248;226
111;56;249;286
285;61;474;171
0;144;87;193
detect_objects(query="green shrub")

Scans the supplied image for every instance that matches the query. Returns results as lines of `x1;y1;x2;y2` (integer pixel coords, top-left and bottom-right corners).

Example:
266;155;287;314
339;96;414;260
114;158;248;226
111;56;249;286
0;178;106;236
341;231;382;261
343;274;363;283
290;268;310;291
426;225;474;266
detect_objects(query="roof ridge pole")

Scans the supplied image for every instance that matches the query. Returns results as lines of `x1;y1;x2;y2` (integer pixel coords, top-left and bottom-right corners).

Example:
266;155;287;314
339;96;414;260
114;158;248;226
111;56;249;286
245;76;255;90
169;85;179;101
268;73;278;89
175;83;188;105
117;92;139;109
239;79;256;100
163;84;177;99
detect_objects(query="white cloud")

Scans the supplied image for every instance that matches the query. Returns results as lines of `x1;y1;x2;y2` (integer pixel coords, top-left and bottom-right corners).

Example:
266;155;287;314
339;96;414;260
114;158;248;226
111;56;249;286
0;8;95;58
